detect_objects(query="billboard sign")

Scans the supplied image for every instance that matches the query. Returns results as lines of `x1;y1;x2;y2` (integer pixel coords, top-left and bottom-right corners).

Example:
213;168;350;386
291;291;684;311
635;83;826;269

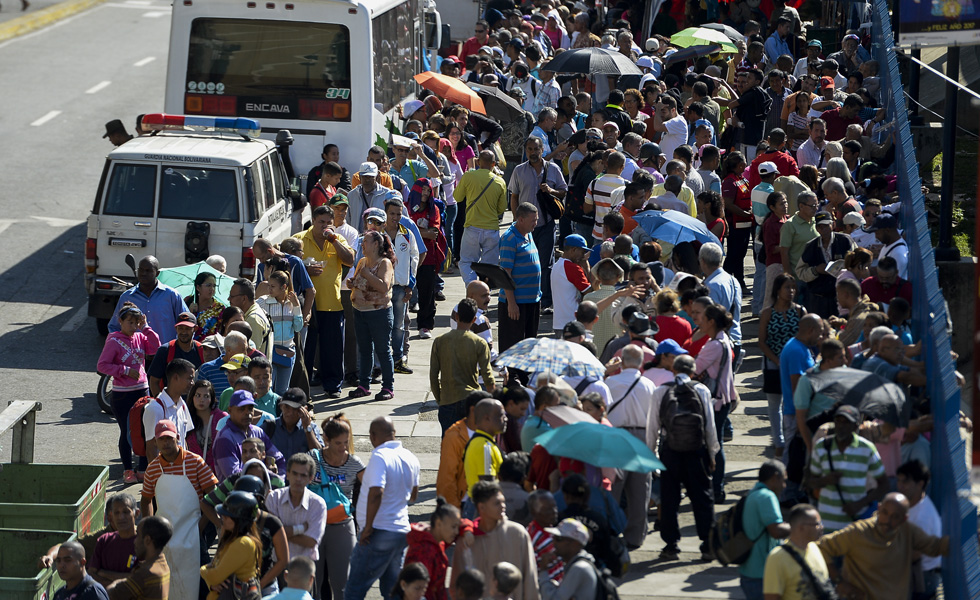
900;0;980;46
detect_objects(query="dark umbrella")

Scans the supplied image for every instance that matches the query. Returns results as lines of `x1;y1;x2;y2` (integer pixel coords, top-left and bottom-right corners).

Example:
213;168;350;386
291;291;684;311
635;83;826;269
701;23;743;44
805;367;909;427
540;47;643;76
467;83;525;121
664;44;724;67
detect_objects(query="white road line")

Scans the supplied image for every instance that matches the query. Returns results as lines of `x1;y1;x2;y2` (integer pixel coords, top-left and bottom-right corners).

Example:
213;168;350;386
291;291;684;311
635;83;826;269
0;219;17;237
125;0;152;4
31;110;62;127
133;56;156;67
85;80;112;94
59;306;90;332
142;10;167;17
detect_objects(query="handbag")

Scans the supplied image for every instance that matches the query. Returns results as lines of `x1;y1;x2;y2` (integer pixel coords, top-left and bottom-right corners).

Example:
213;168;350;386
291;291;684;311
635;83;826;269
308;450;353;524
272;344;296;368
536;161;565;220
216;575;261;600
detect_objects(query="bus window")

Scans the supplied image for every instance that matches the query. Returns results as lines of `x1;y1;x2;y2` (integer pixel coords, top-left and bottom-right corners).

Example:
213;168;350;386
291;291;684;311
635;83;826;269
184;19;351;122
372;0;418;113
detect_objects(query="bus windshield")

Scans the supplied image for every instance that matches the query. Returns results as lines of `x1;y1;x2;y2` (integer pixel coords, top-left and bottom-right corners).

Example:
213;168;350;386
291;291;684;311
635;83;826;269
184;18;352;121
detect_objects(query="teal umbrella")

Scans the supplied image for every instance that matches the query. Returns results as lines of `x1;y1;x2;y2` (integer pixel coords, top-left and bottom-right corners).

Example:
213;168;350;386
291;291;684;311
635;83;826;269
534;422;665;473
157;261;236;305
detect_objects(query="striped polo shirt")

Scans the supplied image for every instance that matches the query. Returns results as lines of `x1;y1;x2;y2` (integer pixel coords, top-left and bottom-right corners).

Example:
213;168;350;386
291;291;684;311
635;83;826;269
585;173;626;240
809;433;884;530
141;448;219;501
499;224;542;304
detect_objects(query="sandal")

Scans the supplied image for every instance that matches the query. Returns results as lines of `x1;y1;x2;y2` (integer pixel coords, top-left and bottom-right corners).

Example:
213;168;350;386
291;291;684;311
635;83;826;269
348;386;370;399
375;388;394;401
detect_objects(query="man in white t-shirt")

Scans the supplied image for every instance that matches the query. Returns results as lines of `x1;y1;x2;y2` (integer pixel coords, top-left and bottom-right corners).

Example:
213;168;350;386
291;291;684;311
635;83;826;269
867;213;908;279
344;417;420;600
842;212;877;249
897;459;942;599
651;95;688;163
550;235;594;335
451;280;497;361
144;358;196;464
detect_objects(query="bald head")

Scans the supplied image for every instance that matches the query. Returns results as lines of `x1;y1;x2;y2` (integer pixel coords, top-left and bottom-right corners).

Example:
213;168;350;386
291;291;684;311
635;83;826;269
59;540;86;562
477;150;496;169
882;491;910;511
369;416;396;443
474;398;506;435
139;256;160;270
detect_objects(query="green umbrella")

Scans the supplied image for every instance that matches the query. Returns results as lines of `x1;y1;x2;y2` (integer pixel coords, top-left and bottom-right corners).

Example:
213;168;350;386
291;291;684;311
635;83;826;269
534;422;665;473
670;27;739;53
157;261;236;305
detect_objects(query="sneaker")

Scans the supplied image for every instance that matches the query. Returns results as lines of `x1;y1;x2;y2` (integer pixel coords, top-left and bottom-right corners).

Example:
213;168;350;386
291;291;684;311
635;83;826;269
700;542;714;562
376;388;394;401
324;391;342;399
659;545;680;561
409;305;419;313
394;361;414;375
723;431;734;442
419;329;432;339
123;470;138;484
542;306;554;315
435;290;446;301
348;386;371;399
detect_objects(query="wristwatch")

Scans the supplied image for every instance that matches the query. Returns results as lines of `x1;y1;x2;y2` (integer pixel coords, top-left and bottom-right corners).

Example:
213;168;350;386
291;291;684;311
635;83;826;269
306;423;316;433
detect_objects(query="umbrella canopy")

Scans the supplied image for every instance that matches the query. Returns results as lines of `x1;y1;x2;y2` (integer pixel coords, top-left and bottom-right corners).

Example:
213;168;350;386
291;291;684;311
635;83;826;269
413;72;486;115
633;209;723;248
540;47;643;76
535;422;665;472
701;23;743;44
671;27;739;53
157;261;236;305
543;405;596;428
805;367;909;427
664;44;724;67
496;337;606;380
468;83;525;121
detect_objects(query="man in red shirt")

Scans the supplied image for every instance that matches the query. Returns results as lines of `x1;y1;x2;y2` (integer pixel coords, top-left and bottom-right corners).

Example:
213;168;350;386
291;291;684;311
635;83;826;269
309;162;343;209
460;20;490;61
861;257;912;307
550;234;593;335
820;94;864;141
747;128;800;188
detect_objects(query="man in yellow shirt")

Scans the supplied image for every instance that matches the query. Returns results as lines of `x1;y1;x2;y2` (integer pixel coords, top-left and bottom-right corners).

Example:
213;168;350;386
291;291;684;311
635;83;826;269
296;205;354;398
455;150;508;285
763;504;832;600
462;398;507;517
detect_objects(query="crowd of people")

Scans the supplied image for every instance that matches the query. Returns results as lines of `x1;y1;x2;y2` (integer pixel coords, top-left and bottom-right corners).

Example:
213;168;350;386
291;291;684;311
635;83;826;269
68;0;974;599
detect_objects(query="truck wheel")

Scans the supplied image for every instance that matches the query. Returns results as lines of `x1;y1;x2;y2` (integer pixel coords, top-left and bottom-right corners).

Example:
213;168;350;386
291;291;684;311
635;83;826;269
96;318;109;336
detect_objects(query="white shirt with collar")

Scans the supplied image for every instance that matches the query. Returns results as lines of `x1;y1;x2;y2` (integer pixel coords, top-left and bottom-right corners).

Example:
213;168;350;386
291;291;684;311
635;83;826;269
604;368;657;430
908;494;942;570
878;237;908;279
356;439;420;533
645;373;720;457
143;389;194;446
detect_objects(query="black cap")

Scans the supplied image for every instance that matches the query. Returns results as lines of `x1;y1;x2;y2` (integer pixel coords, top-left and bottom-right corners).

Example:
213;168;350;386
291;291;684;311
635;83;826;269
103;119;128;138
279;387;310;409
627;312;658;336
562;320;587;340
814;211;834;226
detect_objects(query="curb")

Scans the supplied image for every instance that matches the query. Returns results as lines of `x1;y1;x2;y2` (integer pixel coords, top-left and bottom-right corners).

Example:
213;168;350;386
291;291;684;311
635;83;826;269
0;0;106;43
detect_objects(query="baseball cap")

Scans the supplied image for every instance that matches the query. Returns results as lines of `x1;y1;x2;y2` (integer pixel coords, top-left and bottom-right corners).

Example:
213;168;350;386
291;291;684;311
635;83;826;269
865;212;899;232
478;45;494;55
154;419;178;439
176;311;198;328
842;33;861;43
564;234;590;250
402;99;425;117
329;193;349;207
358;161;380;176
280;388;310;409
585;127;603;139
645;38;660;52
510;38;525;49
562;320;588;340
636;56;655;69
545;518;590;546
403;131;420;141
221;354;251;371
819;76;835;89
391;134;414;149
834;405;862;424
693;118;714;133
639;142;663;160
655;339;689;356
758;161;779;176
202;333;224;351
842;212;866;227
602;121;619;131
814;211;834;226
627;312;658;336
229;390;257;408
364;207;387;224
807;39;823;49
446;54;463;65
529;11;546;21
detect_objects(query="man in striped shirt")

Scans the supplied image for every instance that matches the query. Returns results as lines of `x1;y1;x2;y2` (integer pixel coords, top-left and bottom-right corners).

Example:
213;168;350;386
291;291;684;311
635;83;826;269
808;406;888;531
140;420;218;520
498;203;542;355
526;490;564;584
583;152;627;243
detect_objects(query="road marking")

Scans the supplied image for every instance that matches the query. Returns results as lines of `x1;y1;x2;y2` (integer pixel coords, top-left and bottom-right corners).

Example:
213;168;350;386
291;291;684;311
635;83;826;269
0;219;17;237
85;80;111;94
133;56;155;67
31;215;85;227
59;306;89;332
31;110;61;126
142;10;166;17
124;0;151;4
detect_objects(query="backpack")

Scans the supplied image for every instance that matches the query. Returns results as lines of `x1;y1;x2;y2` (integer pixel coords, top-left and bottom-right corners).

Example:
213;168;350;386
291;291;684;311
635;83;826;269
129;396;166;457
574;376;599;396
166;340;205;365
499;112;532;158
568;554;622;600
708;493;765;565
658;381;706;453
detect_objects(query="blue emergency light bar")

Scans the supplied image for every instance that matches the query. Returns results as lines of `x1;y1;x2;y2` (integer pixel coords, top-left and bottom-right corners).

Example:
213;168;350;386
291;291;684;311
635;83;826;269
141;113;262;138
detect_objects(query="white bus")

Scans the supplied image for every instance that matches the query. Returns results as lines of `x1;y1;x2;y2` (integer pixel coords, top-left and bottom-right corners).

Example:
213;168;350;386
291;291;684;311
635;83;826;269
164;0;441;181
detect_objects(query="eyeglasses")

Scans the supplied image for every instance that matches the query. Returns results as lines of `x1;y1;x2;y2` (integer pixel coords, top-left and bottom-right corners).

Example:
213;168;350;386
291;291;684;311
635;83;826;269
799;203;817;208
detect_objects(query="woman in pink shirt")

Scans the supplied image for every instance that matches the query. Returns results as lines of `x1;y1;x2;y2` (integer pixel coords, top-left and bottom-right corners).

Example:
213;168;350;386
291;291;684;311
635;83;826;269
97;302;160;482
694;304;737;502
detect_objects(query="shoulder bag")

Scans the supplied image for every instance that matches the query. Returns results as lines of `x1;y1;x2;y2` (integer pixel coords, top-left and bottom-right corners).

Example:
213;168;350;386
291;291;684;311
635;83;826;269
536;161;565;220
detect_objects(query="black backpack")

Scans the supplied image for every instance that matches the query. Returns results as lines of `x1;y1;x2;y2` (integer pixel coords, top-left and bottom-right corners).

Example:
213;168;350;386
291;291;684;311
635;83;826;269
568;554;622;600
659;381;706;453
708;493;765;565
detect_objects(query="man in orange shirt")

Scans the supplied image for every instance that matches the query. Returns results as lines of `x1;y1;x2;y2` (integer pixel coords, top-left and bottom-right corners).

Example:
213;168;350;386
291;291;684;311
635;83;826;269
618;176;654;235
435;391;491;508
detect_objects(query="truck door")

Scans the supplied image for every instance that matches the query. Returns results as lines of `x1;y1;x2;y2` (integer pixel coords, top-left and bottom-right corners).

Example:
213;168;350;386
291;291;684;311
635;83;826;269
96;162;159;276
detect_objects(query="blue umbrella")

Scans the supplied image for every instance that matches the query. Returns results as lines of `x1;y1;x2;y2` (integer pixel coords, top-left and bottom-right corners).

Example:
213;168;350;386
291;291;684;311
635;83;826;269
633;209;722;248
495;337;606;380
534;422;665;473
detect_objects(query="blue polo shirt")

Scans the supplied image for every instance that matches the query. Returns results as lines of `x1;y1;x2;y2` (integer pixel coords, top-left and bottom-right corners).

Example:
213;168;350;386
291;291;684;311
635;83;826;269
394;159;428;184
498;223;541;304
779;337;814;416
107;281;189;343
257;253;314;295
199;356;231;396
738;481;783;579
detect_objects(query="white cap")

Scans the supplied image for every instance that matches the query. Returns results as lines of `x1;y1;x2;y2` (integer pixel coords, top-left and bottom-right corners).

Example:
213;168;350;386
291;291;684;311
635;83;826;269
637;56;655;69
645;38;660;52
842;212;866;227
545;518;591;546
358;161;379;176
758;161;779;176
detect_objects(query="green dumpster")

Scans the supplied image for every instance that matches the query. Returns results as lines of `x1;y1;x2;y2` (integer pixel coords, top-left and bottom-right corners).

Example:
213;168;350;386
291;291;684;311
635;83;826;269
0;464;109;535
0;529;76;600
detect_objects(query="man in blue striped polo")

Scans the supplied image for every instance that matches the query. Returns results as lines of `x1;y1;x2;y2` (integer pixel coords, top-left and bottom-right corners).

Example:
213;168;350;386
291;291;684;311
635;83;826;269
498;202;542;361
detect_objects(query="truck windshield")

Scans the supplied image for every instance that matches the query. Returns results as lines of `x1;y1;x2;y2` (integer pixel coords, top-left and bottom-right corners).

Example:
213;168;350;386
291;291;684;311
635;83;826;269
159;166;239;222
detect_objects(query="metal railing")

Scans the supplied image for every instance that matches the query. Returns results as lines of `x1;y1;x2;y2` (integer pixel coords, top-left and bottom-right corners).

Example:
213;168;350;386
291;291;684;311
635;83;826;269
0;400;42;464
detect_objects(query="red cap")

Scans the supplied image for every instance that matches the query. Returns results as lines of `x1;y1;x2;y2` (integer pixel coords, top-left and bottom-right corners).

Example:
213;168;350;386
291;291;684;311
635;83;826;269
447;54;463;65
154;419;178;439
820;76;835;89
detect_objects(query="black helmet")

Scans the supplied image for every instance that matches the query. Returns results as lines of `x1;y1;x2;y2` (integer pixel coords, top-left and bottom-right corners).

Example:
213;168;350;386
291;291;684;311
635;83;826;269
233;474;267;499
216;491;258;522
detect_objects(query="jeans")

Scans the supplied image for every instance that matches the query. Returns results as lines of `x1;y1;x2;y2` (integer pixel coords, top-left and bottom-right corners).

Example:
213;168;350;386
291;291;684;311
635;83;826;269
459;226;500;285
354;307;394;391
713;402;732;498
739;576;764;600
341;290;358;382
390;286;409;364
110;388;149;471
453;199;467;262
659;446;714;546
767;394;785;450
532;219;557;309
271;362;294;396
751;252;766;316
724;226;751;288
310;310;345;393
416;265;438;330
343;529;408;600
444;203;458;258
570;220;593;239
438;401;469;437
